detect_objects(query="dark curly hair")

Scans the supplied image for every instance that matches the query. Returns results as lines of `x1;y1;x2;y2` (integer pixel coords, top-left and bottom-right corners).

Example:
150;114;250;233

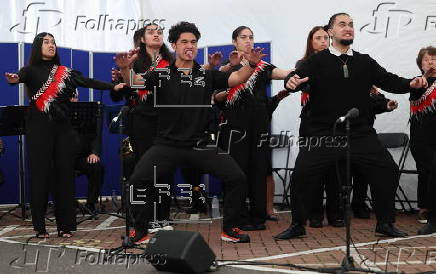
168;21;201;44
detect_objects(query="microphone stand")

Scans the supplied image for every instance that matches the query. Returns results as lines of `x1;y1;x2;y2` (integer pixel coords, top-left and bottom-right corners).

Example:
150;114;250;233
106;106;145;257
108;107;129;218
342;119;355;269
320;119;398;274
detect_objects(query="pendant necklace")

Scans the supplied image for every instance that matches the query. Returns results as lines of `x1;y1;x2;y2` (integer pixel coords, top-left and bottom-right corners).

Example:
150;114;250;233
337;55;349;78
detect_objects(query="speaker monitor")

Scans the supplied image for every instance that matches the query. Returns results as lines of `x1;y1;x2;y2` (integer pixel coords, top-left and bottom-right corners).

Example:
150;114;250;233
145;230;216;273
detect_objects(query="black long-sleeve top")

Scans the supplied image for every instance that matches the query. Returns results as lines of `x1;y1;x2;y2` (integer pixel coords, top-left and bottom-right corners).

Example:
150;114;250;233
409;77;436;143
141;61;231;146
15;60;114;119
286;49;412;135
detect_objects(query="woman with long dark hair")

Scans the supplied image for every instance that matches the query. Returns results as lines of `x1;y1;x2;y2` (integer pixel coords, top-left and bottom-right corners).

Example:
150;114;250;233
110;23;175;235
219;26;291;231
5;32;124;238
112;24;173;162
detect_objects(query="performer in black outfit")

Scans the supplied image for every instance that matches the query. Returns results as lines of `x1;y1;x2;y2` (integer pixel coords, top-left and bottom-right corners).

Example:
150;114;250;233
5;32;124;238
111;24;174;230
218;26;291;231
116;21;266;244
351;87;398;218
274;13;428;240
71;94;104;214
409;46;436;234
297;27;398;227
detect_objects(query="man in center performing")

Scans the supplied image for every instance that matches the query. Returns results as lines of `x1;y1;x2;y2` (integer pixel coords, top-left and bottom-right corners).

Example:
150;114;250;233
116;21;266;244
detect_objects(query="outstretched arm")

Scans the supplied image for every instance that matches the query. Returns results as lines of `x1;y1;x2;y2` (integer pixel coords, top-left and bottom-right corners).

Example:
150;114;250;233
228;47;266;87
271;68;294;80
114;48;143;86
372;57;428;93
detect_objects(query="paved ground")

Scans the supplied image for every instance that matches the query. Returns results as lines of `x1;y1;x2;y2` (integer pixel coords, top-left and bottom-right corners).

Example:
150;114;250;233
1;202;436;274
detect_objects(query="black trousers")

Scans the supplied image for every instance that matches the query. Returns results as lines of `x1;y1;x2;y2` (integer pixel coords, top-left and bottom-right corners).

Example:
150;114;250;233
26;109;76;232
75;157;104;205
128;113;172;221
309;167;343;222
310;164;371;221
130;145;245;231
290;131;399;225
410;139;436;221
351;170;370;209
221;105;269;225
180;168;203;207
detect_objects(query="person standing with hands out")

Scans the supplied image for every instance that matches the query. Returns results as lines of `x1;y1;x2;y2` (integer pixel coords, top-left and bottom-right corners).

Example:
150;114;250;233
275;13;428;240
5;32;124;239
218;26;292;231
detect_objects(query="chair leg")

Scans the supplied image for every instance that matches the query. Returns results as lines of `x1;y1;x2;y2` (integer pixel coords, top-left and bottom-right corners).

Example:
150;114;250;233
397;184;416;213
283;170;293;209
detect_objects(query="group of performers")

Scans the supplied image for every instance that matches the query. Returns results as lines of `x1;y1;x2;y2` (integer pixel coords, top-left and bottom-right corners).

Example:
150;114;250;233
4;12;436;244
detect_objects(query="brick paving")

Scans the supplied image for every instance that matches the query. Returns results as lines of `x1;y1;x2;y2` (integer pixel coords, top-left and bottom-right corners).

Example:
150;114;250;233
1;203;436;273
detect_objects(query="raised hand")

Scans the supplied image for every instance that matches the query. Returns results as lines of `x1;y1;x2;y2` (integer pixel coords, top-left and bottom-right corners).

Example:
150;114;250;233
243;47;267;67
410;76;428;89
387;100;398;111
369;85;380;94
229;51;242;66
285;74;309;90
114;47;139;69
208;51;223;68
87;154;100;164
4;72;19;84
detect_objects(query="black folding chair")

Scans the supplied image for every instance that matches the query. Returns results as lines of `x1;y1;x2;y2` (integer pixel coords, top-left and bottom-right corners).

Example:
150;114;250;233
270;134;294;209
377;133;418;212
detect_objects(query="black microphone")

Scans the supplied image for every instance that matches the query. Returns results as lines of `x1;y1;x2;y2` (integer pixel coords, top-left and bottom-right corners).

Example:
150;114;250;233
109;106;130;133
117;106;130;128
336;108;359;124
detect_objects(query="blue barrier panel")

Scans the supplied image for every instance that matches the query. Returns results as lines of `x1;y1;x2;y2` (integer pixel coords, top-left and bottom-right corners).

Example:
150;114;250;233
0;43;20;204
196;47;205;65
71;49;90;102
92;52;123;196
